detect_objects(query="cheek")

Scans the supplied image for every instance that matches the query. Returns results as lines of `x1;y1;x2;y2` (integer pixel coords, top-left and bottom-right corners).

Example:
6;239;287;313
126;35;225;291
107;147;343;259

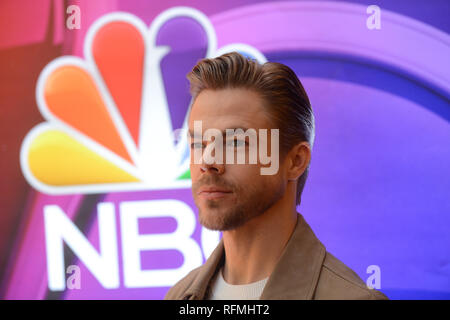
189;163;201;181
228;165;265;190
256;173;284;192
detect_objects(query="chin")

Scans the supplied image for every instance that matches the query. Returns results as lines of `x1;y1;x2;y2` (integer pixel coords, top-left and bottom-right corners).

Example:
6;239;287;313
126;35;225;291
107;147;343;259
199;208;250;232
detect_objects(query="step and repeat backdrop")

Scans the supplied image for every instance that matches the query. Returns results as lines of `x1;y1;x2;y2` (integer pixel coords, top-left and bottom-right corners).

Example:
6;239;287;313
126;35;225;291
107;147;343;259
0;0;449;299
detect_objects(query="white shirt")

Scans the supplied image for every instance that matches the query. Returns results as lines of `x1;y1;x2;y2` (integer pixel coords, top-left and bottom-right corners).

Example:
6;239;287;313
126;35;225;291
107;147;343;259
207;267;269;300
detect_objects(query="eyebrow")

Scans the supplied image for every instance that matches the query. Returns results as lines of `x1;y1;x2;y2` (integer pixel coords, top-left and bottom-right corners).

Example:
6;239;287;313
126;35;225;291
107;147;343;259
188;127;252;138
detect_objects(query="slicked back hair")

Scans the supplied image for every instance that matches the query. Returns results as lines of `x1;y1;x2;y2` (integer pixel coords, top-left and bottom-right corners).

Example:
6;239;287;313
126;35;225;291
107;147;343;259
187;52;315;206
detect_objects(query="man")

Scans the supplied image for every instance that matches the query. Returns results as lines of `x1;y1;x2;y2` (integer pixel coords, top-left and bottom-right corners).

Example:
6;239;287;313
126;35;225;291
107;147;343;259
165;52;387;300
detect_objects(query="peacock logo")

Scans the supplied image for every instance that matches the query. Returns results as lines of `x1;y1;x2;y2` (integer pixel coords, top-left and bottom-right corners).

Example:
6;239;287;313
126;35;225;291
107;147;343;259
20;7;266;195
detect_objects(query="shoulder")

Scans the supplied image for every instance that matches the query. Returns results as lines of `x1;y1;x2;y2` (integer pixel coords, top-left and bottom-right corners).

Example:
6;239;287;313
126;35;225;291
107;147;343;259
163;266;202;300
313;252;388;300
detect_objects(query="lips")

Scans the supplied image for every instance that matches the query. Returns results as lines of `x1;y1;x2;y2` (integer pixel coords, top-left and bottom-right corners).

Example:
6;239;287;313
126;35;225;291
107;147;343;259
198;191;232;200
197;185;233;200
197;186;232;195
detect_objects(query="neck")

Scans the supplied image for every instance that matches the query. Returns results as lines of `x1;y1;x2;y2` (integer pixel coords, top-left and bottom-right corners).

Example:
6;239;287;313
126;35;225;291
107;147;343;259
221;186;298;285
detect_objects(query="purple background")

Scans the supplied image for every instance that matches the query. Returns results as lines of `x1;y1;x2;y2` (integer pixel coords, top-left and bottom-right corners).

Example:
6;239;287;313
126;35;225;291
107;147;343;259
0;0;449;300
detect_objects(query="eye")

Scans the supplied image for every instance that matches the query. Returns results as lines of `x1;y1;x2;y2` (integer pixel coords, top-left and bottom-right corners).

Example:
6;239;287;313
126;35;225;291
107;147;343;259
190;142;204;149
226;139;247;148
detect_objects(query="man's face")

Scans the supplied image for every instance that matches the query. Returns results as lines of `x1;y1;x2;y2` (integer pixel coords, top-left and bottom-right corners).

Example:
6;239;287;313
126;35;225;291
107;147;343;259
188;88;286;231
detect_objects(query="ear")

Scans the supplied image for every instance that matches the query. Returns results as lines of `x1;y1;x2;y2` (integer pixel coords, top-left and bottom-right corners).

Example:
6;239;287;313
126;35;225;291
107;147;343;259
287;141;311;181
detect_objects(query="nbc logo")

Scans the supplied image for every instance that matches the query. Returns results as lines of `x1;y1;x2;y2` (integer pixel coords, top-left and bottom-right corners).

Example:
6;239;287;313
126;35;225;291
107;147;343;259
20;7;267;195
18;7;267;292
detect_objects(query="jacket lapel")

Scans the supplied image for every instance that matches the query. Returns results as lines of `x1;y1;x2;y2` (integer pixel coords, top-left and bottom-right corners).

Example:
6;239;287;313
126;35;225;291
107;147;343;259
181;213;326;300
182;238;226;299
260;214;326;299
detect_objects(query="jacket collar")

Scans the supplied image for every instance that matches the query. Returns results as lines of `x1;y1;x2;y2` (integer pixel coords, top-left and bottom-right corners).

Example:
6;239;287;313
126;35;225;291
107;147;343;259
182;213;326;300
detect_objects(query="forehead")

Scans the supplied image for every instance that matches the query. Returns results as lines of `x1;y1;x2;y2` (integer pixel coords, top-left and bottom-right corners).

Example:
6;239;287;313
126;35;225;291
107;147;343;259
188;88;272;131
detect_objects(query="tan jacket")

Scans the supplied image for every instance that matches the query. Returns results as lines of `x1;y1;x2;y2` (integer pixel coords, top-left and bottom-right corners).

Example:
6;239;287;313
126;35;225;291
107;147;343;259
164;214;388;300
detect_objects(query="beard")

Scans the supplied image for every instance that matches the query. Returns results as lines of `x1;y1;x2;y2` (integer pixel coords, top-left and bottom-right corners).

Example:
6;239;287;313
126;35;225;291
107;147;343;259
192;174;284;231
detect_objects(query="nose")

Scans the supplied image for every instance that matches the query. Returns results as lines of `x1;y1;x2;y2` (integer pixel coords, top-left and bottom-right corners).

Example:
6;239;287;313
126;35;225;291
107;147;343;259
193;139;225;175
200;162;225;175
